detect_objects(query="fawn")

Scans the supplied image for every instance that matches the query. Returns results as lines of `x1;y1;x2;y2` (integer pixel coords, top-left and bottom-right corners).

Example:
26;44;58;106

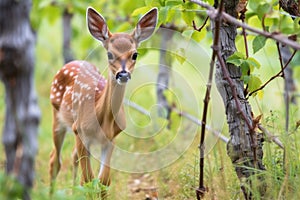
49;6;158;195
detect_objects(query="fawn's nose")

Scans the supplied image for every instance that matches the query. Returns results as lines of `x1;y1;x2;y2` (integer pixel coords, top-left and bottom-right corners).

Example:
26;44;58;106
116;70;131;85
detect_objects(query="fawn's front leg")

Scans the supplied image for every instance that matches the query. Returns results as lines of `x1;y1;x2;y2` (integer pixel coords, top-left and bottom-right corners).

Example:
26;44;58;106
75;135;94;184
98;141;114;186
97;141;114;198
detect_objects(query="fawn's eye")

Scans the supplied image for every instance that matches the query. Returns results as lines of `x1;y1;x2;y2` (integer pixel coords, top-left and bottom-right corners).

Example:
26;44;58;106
132;52;138;60
107;52;114;60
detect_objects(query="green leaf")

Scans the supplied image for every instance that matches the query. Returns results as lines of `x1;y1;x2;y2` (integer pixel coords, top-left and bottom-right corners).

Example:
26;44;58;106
166;7;176;23
252;35;267;54
227;52;246;60
191;29;206;42
181;1;198;25
158;6;169;26
257;90;264;99
169;111;181;131
246;57;261;69
227;58;242;66
242;75;250;84
182;11;195;25
115;22;132;32
132;6;152;17
165;0;182;6
145;0;162;6
280;15;295;34
226;52;246;66
294;18;300;32
182;30;205;42
257;3;271;19
248;0;261;11
248;75;262;95
182;30;194;38
240;61;250;76
175;48;186;64
137;48;149;57
38;0;53;9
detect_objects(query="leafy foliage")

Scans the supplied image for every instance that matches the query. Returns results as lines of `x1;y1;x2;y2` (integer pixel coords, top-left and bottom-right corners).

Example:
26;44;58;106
227;52;262;96
252;35;268;54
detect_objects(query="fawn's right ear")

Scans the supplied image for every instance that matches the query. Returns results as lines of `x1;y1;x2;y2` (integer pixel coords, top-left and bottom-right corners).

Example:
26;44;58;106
87;7;111;43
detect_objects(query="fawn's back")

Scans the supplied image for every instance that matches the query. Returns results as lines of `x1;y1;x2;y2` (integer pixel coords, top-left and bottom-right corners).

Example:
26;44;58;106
50;61;106;127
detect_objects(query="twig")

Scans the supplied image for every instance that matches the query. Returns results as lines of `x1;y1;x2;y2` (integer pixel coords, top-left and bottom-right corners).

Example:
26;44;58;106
124;99;150;116
258;124;284;149
276;42;285;77
240;9;249;96
196;1;224;199
190;0;300;50
262;14;267;32
192;16;209;32
248;49;297;97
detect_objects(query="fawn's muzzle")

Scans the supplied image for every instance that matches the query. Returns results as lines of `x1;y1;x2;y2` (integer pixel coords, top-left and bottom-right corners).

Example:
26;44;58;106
116;71;131;84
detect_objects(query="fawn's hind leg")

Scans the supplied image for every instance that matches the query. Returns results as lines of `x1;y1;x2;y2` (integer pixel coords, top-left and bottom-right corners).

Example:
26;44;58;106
72;147;79;186
49;108;67;193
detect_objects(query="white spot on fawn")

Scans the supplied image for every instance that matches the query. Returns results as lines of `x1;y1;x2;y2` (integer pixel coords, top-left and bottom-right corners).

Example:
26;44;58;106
59;85;64;90
64;70;69;75
70;71;74;77
56;92;61;97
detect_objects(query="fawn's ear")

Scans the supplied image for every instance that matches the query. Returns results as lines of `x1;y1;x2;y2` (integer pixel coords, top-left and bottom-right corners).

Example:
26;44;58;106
132;8;158;45
87;7;111;43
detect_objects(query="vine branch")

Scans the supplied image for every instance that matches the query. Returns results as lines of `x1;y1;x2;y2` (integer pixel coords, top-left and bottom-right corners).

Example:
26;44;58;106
124;99;284;149
190;0;300;50
192;16;209;32
196;0;224;199
248;49;297;97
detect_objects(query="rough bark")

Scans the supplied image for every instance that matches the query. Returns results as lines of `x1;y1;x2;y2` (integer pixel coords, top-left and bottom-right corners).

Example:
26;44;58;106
279;0;300;19
0;1;40;199
156;28;173;119
214;1;265;199
62;8;74;64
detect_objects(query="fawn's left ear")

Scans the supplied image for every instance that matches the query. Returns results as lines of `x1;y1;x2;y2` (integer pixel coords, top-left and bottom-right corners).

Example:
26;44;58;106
87;7;111;43
132;8;158;45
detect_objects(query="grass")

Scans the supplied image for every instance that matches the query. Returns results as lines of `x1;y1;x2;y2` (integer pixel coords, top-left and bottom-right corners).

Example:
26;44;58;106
0;13;300;200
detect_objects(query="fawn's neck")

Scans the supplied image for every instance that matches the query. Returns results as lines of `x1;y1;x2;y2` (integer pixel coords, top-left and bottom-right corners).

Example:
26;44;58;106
96;71;126;121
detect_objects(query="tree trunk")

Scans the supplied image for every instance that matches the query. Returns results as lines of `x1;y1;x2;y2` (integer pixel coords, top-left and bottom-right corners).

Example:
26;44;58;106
278;0;299;130
156;28;173;119
62;8;74;64
0;1;40;199
281;45;297;132
214;1;265;199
